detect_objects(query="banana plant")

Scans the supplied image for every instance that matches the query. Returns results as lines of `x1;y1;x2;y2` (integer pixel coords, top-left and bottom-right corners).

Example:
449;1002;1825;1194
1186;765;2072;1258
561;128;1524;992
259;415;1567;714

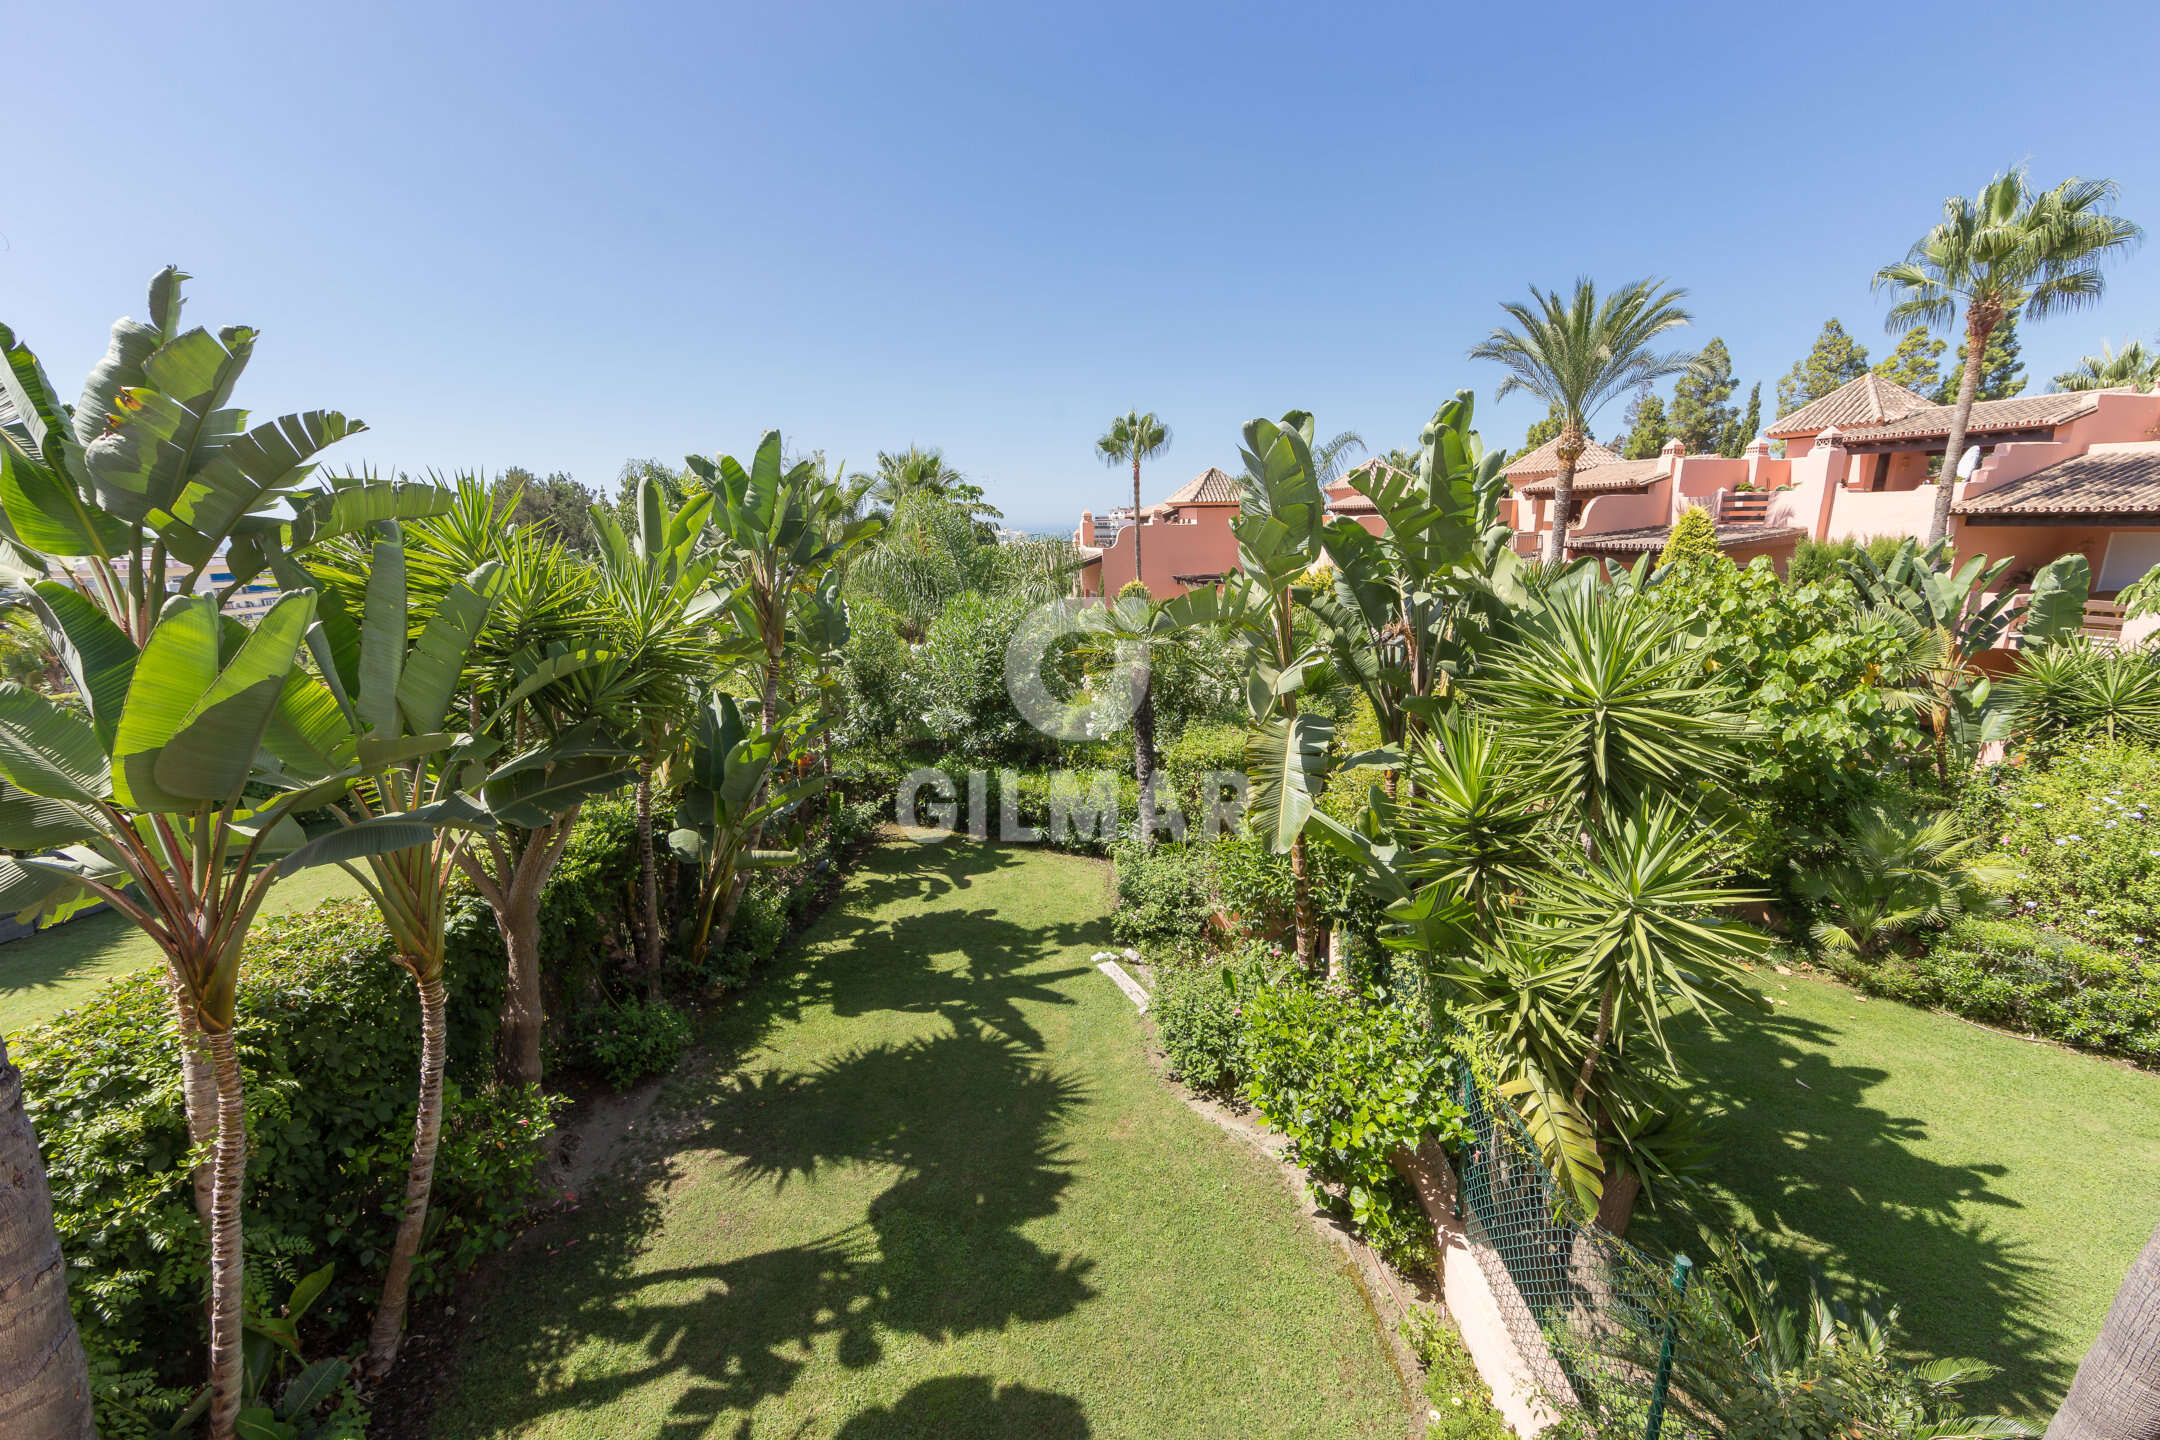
669;691;824;971
588;477;725;997
260;521;522;1377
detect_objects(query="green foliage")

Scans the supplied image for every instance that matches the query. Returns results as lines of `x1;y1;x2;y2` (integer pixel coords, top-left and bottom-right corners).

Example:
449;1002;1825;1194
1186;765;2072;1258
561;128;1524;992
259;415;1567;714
1618;390;1670;459
1983;742;2160;951
1872;327;1946;397
1824;915;2160;1067
1401;1308;1511;1440
563;999;694;1089
14;900;554;1395
2054;338;2160;392
1513;403;1570;461
1796;801;2007;959
1109;840;1213;945
1787;535;1906;588
1204;831;1298;938
1657;505;1724;571
495;466;600;553
909;591;1049;761
1776;318;1871;417
1149;942;1285;1093
1667;337;1739;456
1240;977;1469;1269
2003;639;2160;751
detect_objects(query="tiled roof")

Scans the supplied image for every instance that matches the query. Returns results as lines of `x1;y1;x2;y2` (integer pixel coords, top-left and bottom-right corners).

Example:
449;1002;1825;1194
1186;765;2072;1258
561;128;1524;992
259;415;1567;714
1953;442;2160;518
1838;391;2100;445
1329;491;1380;513
1569;522;1807;555
1503;436;1624;478
1765;373;1933;438
1517;458;1671;497
1155;466;1242;507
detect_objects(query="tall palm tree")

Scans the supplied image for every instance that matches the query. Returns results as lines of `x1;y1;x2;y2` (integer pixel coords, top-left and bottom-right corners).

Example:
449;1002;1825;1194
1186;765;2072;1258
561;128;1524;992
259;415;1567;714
855;446;968;516
1873;168;2143;546
0;1032;95;1439
1470;279;1697;565
2055;338;2160;392
1095;411;1172;582
2047;1218;2160;1440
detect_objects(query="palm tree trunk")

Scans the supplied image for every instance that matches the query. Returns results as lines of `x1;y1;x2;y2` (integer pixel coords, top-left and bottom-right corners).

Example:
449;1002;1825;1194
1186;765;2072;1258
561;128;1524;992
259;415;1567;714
1290;833;1320;972
0;1033;95;1440
1543;427;1586;566
1130;454;1143;584
636;760;662;1002
2047;1218;2160;1440
367;973;447;1378
167;973;217;1232
203;1028;249;1440
1927;314;1993;548
1132;686;1158;847
482;815;580;1088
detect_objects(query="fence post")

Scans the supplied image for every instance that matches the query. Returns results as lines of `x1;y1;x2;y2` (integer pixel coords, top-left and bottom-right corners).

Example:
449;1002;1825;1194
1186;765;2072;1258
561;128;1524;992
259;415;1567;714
1642;1254;1693;1440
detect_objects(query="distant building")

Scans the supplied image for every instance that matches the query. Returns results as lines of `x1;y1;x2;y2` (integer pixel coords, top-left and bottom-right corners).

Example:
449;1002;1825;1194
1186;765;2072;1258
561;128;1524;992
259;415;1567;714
1073;463;1389;597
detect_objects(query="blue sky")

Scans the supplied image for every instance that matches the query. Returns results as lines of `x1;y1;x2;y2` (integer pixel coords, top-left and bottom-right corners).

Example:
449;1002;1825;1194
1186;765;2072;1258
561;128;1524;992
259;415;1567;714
7;0;2159;532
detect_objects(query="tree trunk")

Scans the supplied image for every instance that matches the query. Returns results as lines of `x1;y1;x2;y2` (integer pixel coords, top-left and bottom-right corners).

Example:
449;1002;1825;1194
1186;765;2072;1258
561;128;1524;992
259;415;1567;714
1595;1166;1642;1237
489;817;576;1088
1542;427;1586;566
1132;686;1158;847
1131;455;1143;584
367;974;447;1378
0;1033;95;1440
203;1029;248;1440
636;761;662;1002
1290;833;1320;972
167;973;217;1233
1573;979;1616;1107
1927;314;1992;548
2048;1219;2160;1440
1325;924;1346;983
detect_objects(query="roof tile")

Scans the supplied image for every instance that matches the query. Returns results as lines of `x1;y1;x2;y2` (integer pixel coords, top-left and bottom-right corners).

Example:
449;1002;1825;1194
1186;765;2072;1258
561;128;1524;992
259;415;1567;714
1953;442;2160;517
1766;373;1934;438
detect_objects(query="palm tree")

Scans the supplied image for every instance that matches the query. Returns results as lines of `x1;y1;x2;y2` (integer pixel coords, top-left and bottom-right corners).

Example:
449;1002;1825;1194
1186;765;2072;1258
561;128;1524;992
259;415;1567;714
2055;338;2160;392
1873;168;2143;545
0;1032;95;1439
1095;411;1172;582
855;446;968;516
1470;278;1697;565
2048;1219;2160;1440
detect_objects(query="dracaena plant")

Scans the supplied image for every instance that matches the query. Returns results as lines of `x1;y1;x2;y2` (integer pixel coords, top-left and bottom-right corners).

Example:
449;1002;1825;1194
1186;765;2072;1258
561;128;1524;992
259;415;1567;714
0;271;452;1440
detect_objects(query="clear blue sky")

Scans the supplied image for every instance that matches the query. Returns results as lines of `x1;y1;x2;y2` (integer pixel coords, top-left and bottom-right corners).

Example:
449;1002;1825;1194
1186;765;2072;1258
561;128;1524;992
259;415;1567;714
8;0;2159;532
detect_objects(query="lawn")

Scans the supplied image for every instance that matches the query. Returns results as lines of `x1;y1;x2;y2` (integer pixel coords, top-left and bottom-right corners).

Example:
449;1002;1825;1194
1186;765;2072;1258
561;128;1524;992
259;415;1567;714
427;842;1414;1440
1636;966;2160;1416
0;865;367;1038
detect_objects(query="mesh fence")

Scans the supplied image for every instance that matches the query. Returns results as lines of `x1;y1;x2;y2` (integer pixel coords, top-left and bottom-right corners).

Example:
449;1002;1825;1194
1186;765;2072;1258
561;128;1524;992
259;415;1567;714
1452;1064;1718;1440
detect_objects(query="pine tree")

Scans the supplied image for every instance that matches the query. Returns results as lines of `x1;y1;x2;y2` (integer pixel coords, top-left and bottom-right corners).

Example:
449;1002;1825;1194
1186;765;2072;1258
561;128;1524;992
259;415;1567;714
1718;383;1761;457
1776;319;1872;416
1659;505;1725;569
1619;392;1671;459
1873;327;1946;397
1936;314;2027;402
1669;338;1738;455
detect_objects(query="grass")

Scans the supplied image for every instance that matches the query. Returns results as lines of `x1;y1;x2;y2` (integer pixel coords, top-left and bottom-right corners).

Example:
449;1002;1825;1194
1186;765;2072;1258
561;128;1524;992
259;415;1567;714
428;842;1413;1439
1636;965;2160;1416
0;865;367;1038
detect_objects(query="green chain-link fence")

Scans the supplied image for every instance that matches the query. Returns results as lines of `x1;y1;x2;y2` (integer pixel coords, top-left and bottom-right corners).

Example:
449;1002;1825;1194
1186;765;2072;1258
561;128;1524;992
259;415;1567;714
1453;1064;1715;1440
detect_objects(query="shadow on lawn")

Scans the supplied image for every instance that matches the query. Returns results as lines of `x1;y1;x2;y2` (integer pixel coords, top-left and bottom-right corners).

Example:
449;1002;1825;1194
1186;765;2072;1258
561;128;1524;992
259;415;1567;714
456;844;1105;1438
1654;1001;2066;1407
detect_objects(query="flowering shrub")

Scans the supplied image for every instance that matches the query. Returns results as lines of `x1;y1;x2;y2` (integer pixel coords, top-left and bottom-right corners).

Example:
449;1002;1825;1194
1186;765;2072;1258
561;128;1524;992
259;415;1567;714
1985;742;2160;953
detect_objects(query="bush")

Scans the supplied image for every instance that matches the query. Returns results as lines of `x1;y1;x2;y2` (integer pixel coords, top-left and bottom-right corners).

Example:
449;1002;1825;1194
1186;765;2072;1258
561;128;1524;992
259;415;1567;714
908;591;1048;763
1824;915;2160;1066
1109;841;1212;945
1983;741;2160;952
1241;979;1468;1269
1657;505;1724;571
16;902;556;1394
1203;833;1296;939
1149;943;1285;1093
564;999;694;1088
1402;1308;1511;1440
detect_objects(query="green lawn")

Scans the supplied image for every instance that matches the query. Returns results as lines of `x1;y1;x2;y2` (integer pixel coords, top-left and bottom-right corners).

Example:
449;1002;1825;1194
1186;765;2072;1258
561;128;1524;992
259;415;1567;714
1637;967;2160;1416
0;866;368;1039
428;842;1413;1440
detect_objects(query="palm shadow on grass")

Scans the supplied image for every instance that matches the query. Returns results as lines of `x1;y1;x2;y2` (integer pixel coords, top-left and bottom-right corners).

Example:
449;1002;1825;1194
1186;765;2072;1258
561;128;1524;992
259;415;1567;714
1637;1002;2063;1410
442;845;1106;1438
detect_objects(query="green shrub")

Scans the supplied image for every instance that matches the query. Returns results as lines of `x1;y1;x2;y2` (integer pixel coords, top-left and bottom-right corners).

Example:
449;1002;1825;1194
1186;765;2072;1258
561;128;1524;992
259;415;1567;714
1824;915;2159;1066
1241;979;1468;1269
1149;944;1284;1093
1109;841;1213;945
1984;741;2160;952
1204;833;1296;939
908;591;1048;763
16;901;556;1393
564;999;694;1088
1160;721;1246;782
1402;1308;1511;1440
